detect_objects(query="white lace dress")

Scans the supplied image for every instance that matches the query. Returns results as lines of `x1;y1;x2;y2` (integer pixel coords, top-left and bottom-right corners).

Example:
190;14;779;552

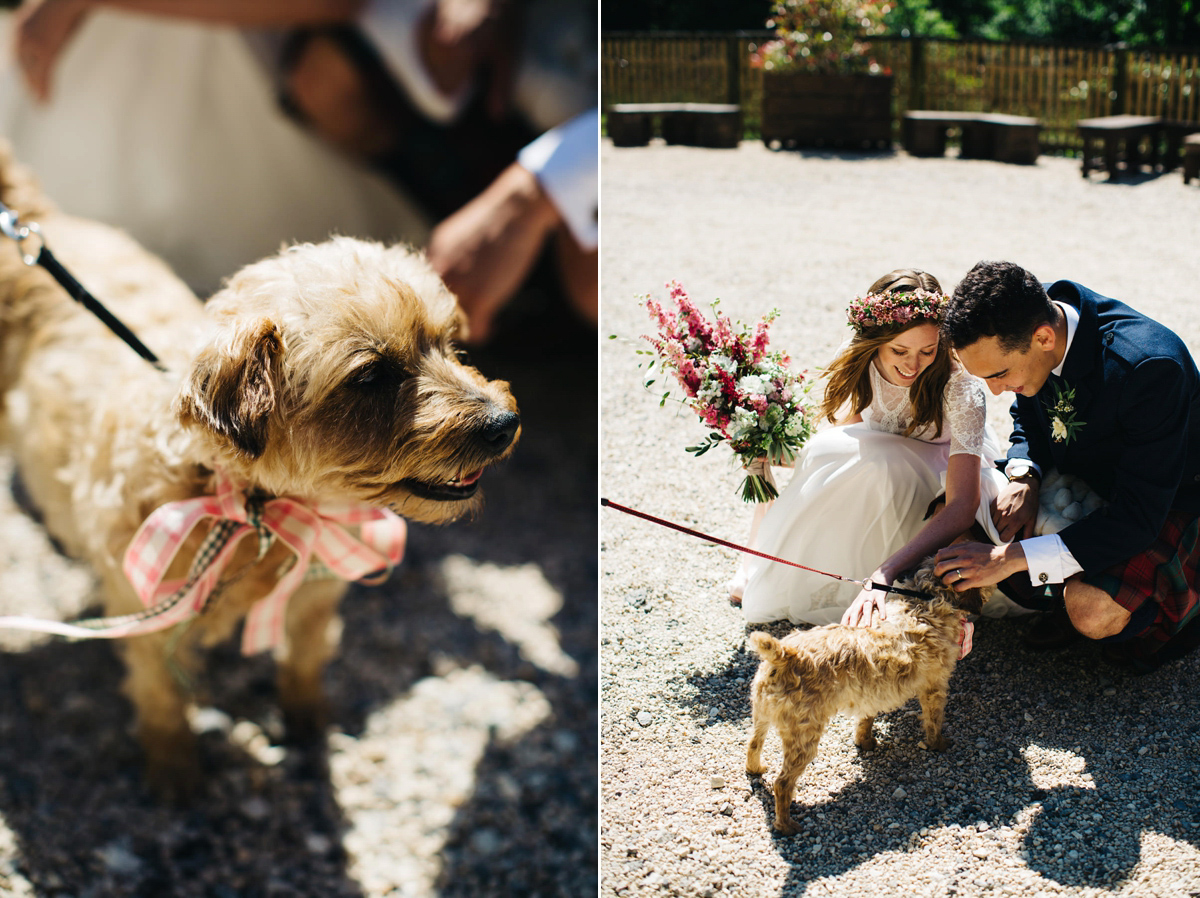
739;362;1008;625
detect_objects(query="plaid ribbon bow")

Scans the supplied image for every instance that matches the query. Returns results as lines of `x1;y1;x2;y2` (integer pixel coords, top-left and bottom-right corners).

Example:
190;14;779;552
958;616;974;660
0;471;406;655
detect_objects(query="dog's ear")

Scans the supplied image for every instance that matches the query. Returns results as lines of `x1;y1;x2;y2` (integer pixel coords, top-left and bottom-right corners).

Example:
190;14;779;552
956;586;987;617
177;318;281;458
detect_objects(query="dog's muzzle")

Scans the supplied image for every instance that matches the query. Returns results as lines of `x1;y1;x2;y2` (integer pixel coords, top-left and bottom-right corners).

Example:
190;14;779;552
477;410;520;454
397;409;520;503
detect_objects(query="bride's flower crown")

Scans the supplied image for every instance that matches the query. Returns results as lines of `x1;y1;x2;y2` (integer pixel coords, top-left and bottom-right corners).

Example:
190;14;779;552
846;288;947;334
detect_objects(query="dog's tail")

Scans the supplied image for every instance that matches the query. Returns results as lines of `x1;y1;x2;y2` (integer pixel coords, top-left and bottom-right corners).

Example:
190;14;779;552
748;631;786;664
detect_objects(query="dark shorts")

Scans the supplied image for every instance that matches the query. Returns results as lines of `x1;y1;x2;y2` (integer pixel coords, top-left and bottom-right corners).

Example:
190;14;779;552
1084;510;1200;667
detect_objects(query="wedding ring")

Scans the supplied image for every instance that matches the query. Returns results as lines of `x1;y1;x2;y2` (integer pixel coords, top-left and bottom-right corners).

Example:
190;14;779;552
955;569;964;581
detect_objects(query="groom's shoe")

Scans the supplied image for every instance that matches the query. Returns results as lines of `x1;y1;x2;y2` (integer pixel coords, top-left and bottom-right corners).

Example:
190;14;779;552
1023;604;1083;651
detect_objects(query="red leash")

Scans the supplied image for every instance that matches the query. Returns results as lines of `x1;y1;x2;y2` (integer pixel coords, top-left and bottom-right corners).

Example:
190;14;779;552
600;498;930;599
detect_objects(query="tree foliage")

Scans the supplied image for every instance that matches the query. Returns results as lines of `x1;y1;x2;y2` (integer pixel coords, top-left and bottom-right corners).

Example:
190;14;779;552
603;0;1200;46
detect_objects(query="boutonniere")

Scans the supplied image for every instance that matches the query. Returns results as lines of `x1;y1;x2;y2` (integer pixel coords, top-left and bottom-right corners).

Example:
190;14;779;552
1045;381;1084;444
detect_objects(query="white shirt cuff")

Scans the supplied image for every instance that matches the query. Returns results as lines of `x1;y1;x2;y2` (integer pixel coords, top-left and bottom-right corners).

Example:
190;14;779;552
517;109;597;250
360;0;472;124
1021;533;1084;586
1004;457;1043;479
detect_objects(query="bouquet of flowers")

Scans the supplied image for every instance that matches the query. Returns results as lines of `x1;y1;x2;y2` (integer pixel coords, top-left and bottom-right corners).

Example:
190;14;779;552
641;282;818;503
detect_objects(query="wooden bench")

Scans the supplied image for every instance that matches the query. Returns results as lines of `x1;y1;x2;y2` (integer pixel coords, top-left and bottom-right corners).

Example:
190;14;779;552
1164;120;1200;171
608;103;742;149
903;111;1041;164
1184;133;1200;185
1077;115;1164;179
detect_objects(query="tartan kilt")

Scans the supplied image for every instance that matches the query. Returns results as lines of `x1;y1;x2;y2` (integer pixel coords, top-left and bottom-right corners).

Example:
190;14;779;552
1084;510;1200;663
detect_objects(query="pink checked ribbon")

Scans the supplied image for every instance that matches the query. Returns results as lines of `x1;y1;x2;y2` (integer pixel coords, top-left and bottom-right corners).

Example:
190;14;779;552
958;616;974;660
0;472;406;654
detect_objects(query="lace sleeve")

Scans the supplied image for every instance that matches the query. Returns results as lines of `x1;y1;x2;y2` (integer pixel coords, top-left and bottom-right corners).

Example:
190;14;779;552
944;370;987;457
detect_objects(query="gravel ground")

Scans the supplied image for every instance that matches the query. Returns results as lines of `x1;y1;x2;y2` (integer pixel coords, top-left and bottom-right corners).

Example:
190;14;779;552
600;141;1200;897
0;294;597;897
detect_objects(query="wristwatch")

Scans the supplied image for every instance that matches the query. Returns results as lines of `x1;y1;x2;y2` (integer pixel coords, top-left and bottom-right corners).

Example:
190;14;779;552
1007;460;1040;484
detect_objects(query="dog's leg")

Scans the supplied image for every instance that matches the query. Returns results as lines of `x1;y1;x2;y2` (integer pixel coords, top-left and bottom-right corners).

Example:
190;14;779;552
99;569;201;800
118;632;200;801
772;722;823;835
277;580;348;743
745;701;770;775
854;715;878;751
918;683;951;751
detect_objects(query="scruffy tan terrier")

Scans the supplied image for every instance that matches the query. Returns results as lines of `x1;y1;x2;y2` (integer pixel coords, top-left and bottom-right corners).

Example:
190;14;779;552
0;146;519;798
746;560;987;834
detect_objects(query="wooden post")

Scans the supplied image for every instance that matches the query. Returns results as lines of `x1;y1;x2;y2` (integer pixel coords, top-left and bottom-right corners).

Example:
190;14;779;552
727;35;742;105
909;37;926;111
1112;44;1128;115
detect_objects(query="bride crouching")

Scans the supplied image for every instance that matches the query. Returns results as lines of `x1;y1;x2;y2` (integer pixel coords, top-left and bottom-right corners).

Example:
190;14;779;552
736;268;1007;627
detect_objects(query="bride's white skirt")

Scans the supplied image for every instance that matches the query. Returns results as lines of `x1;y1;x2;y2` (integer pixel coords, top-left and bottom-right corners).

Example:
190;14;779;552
740;424;1007;626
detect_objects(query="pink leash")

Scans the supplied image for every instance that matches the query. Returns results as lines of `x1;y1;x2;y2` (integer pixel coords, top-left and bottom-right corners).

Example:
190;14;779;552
601;498;931;600
602;497;973;658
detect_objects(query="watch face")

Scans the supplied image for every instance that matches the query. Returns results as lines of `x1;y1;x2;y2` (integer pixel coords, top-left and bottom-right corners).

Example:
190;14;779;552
1010;463;1032;478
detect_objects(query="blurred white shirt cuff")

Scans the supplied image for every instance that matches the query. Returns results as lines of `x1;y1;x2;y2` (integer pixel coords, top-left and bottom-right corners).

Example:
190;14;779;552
518;109;598;250
360;0;472;124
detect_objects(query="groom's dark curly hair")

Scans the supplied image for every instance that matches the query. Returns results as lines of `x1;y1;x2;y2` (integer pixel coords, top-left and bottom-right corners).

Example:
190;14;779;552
942;261;1057;352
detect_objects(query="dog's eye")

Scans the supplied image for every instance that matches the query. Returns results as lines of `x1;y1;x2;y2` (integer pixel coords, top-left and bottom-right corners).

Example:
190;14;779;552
454;347;471;365
348;357;406;390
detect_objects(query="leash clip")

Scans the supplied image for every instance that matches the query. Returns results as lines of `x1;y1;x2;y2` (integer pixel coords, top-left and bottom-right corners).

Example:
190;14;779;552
0;208;42;266
862;577;875;591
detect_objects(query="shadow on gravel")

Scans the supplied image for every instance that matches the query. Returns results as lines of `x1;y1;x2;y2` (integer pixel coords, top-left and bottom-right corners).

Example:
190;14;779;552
679;617;1200;895
0;291;597;897
760;145;897;160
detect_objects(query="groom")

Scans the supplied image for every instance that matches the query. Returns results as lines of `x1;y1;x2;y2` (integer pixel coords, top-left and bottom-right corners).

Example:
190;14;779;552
933;260;1200;671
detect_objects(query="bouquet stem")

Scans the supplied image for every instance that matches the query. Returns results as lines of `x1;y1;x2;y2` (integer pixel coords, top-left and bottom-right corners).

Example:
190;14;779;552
740;473;779;503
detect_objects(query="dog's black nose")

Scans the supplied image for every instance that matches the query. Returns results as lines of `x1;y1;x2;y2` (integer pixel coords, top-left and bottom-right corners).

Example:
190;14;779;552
480;410;520;453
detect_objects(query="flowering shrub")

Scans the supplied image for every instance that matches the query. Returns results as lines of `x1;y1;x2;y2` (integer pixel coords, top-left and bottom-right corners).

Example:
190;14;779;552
750;0;890;75
641;282;818;503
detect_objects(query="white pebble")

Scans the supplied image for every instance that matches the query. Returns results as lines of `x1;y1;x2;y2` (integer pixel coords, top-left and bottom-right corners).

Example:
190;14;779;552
637;711;653;727
710;776;725;790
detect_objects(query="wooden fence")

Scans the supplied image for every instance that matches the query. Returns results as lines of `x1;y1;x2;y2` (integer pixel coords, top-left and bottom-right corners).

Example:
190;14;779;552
602;32;1200;152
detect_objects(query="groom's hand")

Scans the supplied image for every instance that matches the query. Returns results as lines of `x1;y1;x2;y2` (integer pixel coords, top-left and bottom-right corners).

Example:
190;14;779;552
934;542;1027;590
992;480;1039;542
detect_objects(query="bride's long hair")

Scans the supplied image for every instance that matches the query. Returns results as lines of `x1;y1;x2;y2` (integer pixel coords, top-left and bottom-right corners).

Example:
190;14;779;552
819;269;952;438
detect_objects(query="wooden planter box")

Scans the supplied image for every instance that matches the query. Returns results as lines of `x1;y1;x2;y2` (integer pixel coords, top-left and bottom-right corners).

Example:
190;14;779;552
760;72;894;149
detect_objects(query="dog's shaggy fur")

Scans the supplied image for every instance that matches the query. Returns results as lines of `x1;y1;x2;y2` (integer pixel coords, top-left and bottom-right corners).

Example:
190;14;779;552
746;560;987;834
0;146;519;796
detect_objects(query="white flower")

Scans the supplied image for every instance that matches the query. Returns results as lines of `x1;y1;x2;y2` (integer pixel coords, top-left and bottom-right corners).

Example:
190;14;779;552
1052;418;1068;442
698;378;723;404
737;374;768;396
710;354;734;373
784;412;809;437
731;407;759;439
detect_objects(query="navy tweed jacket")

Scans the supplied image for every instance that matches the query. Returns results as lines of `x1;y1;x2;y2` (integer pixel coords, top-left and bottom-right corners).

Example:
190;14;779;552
1005;280;1200;573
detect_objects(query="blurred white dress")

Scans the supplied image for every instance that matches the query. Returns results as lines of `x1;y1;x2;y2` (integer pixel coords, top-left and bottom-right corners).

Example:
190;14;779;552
0;10;428;297
740;361;1007;626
